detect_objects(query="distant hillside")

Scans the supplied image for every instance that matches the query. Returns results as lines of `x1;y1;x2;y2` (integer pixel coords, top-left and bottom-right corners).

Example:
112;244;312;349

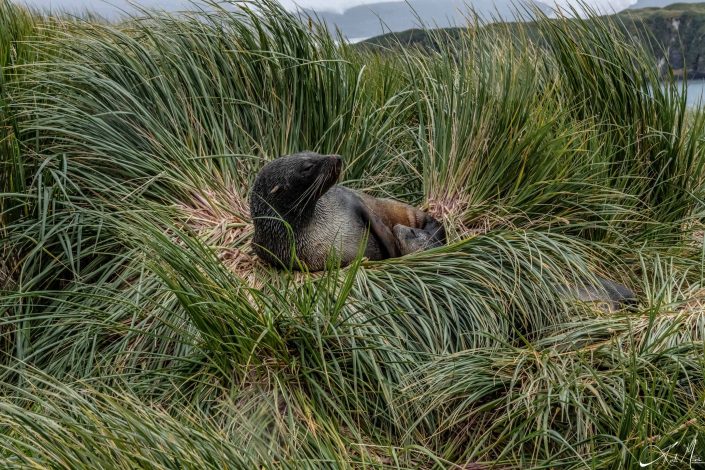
630;0;705;8
622;3;705;78
362;3;705;79
299;0;552;41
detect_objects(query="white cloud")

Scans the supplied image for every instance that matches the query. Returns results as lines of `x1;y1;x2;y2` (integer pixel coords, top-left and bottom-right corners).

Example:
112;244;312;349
277;0;640;14
17;0;381;15
278;0;402;14
548;0;638;15
17;0;641;16
17;0;199;16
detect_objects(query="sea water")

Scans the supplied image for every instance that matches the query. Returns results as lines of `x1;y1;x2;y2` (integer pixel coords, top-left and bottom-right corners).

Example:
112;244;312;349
677;79;705;108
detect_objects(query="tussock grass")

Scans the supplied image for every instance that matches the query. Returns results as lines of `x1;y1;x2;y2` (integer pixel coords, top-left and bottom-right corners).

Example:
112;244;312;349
1;0;705;467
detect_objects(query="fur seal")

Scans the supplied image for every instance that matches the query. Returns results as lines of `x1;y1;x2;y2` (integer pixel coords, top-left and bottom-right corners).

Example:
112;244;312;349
393;224;444;255
250;152;446;271
560;276;637;312
394;224;636;310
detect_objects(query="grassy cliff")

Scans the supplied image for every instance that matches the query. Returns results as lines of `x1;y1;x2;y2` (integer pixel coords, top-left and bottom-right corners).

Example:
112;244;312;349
1;0;705;468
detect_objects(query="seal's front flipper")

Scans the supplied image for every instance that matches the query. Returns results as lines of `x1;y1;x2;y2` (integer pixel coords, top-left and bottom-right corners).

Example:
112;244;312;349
367;214;402;259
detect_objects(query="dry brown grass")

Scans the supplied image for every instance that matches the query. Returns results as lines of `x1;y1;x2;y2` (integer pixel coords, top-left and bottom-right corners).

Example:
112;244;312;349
177;186;264;287
175;184;330;289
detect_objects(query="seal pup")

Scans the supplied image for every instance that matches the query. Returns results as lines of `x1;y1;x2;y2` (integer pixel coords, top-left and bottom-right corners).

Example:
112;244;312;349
394;224;636;310
250;152;446;271
393;224;444;255
559;276;637;312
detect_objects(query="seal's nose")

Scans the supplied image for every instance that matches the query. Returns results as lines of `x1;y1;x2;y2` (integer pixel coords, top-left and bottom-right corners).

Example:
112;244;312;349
331;155;343;172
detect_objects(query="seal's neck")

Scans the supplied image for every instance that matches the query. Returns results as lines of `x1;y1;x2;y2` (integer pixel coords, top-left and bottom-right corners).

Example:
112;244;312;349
285;195;321;227
254;192;319;228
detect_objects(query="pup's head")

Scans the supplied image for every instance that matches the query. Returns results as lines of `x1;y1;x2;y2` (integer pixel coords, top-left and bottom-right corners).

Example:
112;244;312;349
393;224;438;255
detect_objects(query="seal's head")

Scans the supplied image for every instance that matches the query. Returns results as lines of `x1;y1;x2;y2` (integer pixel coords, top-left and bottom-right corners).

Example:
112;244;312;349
250;152;342;221
393;224;443;255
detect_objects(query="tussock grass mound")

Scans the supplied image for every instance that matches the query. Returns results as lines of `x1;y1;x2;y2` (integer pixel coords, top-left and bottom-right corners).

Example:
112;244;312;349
2;0;705;467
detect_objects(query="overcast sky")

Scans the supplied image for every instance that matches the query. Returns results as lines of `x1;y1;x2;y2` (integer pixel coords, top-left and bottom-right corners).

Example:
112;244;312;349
17;0;640;16
280;0;639;14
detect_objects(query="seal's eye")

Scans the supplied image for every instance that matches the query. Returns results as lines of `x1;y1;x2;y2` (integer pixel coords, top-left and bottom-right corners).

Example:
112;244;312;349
300;161;315;175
